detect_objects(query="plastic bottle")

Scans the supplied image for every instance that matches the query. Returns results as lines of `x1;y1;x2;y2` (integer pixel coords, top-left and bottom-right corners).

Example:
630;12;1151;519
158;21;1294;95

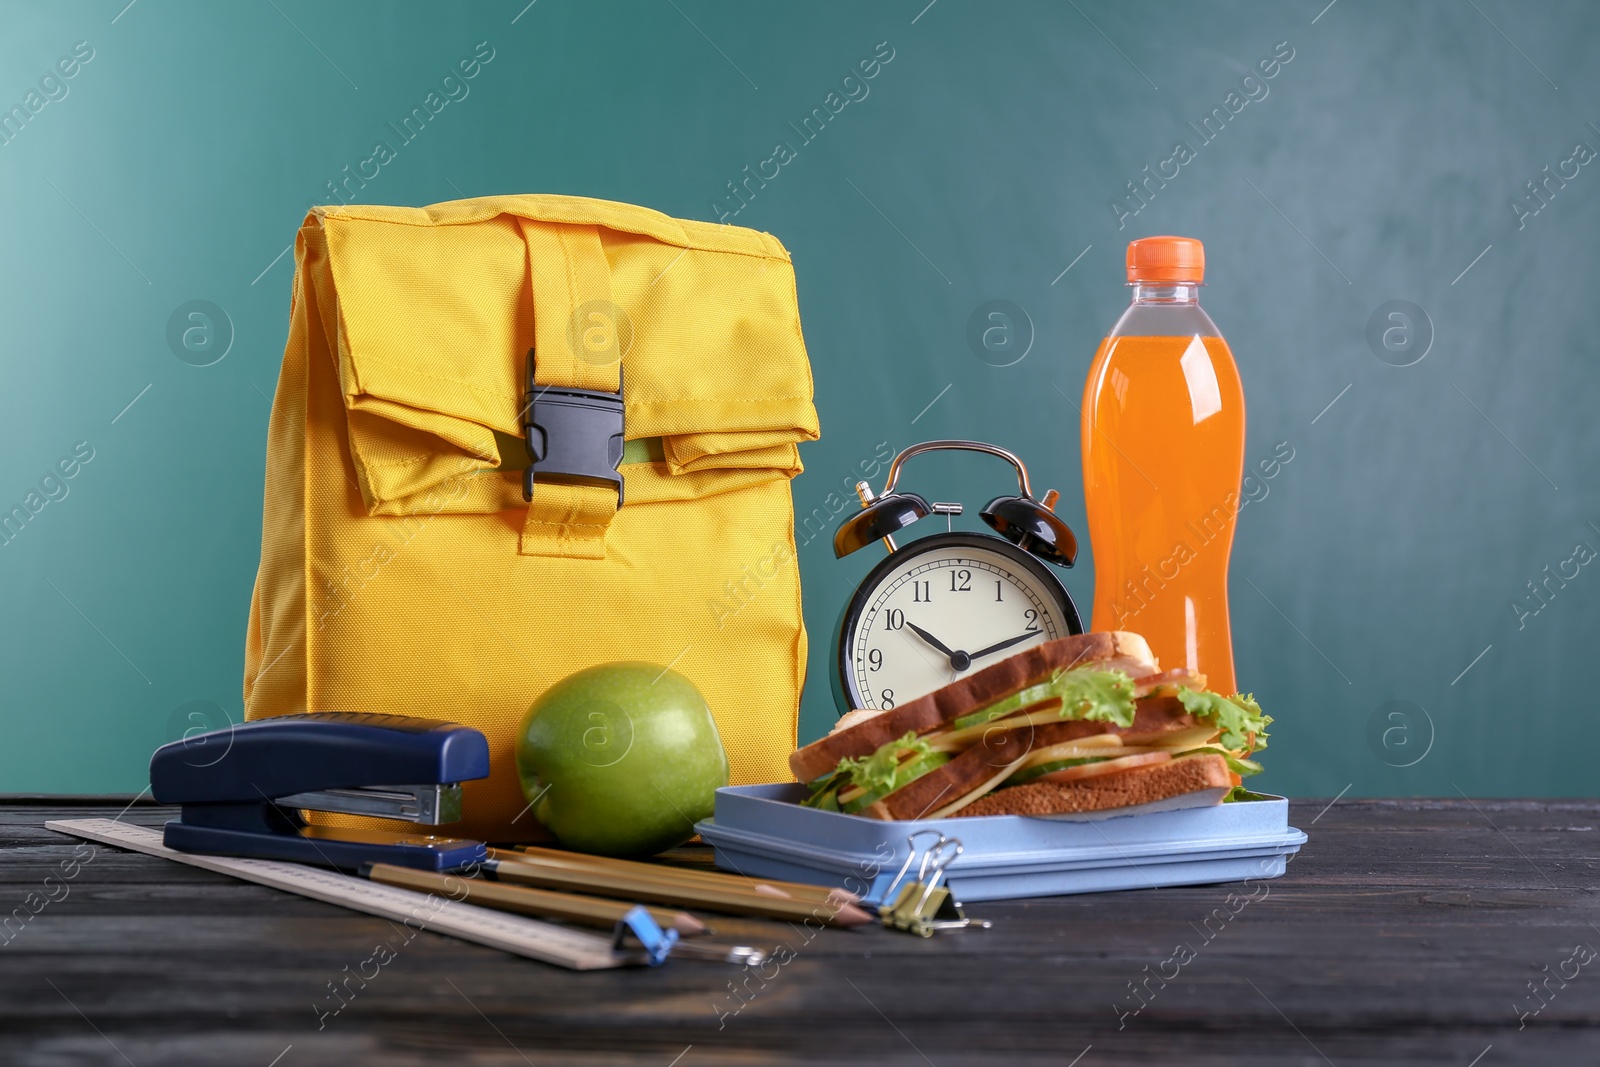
1080;236;1245;694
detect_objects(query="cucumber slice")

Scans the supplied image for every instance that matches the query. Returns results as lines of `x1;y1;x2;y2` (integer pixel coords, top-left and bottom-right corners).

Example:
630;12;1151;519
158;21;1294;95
1000;756;1113;788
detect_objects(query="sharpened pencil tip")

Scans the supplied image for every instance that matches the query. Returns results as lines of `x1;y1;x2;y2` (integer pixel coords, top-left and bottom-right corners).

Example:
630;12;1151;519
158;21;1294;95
835;902;876;927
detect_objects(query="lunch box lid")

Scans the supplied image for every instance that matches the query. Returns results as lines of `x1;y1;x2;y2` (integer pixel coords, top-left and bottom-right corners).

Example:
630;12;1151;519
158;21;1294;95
695;784;1307;900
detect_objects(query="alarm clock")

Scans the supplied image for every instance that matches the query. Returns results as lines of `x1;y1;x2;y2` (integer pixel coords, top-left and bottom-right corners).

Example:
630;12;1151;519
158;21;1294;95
831;440;1083;715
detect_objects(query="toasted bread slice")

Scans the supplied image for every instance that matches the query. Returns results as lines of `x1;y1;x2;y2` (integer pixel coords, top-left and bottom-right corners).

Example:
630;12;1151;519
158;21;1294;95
855;694;1206;820
954;753;1234;818
860;727;1026;820
790;631;1157;783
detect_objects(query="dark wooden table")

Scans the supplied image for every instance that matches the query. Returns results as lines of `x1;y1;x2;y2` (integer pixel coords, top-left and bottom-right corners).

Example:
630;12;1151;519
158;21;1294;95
3;797;1598;1066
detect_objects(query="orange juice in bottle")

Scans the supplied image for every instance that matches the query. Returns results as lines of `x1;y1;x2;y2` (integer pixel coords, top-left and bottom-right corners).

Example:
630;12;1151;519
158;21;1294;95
1081;236;1245;694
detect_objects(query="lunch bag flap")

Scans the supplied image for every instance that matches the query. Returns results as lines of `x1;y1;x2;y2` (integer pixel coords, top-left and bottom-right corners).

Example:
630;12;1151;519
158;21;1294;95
316;195;818;559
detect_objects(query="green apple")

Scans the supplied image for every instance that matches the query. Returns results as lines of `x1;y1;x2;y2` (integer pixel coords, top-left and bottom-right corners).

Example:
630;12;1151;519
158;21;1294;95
515;662;730;856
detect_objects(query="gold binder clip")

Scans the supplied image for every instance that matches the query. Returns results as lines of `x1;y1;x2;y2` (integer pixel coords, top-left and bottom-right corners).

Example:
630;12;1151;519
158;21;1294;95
877;832;991;938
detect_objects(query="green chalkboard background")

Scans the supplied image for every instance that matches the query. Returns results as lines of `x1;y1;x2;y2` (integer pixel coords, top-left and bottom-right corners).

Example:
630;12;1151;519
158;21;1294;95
1;0;1596;799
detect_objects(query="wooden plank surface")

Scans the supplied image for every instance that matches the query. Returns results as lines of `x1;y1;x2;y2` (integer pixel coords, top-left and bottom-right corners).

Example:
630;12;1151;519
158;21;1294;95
2;797;1597;1065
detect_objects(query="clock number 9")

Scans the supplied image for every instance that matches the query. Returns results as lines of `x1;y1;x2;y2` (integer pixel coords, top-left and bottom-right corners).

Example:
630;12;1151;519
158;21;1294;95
868;648;883;672
949;569;971;592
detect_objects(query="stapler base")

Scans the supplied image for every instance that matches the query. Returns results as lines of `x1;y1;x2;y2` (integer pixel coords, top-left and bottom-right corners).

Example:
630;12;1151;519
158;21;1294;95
163;820;486;872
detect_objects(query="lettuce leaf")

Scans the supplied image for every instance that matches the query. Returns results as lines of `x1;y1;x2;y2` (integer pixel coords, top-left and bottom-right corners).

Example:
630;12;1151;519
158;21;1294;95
802;732;952;812
840;748;951;814
1175;689;1272;752
804;785;842;811
952;668;1137;731
800;769;846;809
837;732;937;795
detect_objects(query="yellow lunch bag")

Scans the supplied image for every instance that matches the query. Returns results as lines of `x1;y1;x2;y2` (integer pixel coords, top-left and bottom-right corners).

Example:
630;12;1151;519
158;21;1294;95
243;194;819;841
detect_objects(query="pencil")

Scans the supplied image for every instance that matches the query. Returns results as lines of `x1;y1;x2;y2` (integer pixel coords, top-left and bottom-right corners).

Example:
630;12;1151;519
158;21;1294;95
363;863;707;936
651;845;720;869
502;846;858;906
481;855;874;927
495;849;851;913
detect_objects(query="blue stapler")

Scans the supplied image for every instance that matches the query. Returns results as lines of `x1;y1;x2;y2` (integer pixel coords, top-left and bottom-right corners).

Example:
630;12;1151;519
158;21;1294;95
150;712;490;872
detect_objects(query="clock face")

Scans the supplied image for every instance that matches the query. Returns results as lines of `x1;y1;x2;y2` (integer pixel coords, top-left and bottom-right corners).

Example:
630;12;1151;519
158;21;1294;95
840;533;1080;713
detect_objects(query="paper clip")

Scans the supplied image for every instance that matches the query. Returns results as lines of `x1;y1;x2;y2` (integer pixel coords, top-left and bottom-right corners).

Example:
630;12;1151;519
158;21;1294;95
876;831;991;938
611;904;679;966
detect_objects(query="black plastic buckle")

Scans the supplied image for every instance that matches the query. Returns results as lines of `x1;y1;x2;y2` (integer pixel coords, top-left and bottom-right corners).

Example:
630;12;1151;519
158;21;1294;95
522;351;625;505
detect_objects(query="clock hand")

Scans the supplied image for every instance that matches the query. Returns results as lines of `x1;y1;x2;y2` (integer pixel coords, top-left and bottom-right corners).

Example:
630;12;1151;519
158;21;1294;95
968;630;1041;660
904;621;958;659
903;632;949;672
904;621;972;673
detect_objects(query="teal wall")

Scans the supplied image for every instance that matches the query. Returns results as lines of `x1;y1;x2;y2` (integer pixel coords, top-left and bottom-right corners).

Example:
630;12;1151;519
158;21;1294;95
2;1;1597;799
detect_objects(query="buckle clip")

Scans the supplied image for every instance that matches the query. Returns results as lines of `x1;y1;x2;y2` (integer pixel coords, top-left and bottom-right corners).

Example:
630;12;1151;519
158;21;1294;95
522;351;625;506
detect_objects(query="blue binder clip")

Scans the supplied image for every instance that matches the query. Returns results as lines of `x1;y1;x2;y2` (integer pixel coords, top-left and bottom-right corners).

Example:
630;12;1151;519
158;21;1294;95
612;904;679;966
150;712;491;872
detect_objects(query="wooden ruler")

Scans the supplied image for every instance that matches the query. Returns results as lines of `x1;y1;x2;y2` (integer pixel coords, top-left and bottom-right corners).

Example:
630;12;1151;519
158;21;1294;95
47;819;634;971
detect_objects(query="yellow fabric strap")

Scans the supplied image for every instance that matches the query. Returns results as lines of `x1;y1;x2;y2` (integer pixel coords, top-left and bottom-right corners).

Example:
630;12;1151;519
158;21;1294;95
518;481;618;560
516;219;622;557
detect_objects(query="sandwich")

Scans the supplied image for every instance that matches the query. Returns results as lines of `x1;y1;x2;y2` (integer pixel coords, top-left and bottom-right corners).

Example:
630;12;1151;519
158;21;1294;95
791;632;1271;820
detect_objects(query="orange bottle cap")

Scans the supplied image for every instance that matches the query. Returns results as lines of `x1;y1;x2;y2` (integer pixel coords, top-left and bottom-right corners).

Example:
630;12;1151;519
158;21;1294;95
1126;236;1205;284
